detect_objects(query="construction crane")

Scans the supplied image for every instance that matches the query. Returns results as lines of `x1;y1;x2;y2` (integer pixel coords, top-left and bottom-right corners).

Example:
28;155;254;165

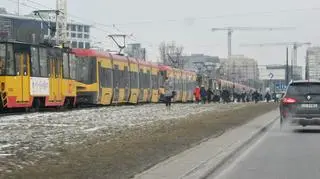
240;42;311;83
211;27;295;58
240;41;311;66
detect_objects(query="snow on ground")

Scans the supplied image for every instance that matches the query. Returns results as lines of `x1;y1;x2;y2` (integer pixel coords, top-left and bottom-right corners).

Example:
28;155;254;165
0;102;248;172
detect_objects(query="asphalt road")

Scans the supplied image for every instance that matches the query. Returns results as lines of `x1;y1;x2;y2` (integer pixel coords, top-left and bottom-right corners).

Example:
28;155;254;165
208;120;320;179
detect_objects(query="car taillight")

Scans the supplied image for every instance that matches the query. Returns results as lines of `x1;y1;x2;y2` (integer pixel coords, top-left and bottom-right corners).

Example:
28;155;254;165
282;97;296;104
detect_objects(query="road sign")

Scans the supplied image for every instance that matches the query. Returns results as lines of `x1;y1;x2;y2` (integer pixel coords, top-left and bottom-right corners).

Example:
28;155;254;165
268;73;274;79
276;83;287;90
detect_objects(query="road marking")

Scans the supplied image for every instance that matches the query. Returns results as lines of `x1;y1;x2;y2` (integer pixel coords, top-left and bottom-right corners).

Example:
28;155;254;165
212;119;278;179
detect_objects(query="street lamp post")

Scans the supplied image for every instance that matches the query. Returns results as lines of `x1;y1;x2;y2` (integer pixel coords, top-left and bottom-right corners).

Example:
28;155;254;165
268;72;274;94
232;72;236;102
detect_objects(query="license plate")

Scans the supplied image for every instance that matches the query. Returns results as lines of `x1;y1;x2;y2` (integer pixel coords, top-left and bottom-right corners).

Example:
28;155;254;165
301;104;318;108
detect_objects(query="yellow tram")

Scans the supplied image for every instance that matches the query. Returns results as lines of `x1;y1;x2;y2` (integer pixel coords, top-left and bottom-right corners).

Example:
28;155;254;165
159;65;197;103
73;48;161;105
0;41;76;110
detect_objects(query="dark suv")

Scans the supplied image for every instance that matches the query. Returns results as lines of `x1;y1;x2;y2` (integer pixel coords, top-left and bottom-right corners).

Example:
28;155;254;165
280;80;320;126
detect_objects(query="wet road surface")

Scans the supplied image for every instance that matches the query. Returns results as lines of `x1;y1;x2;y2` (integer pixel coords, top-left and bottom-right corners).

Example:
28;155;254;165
209;120;320;179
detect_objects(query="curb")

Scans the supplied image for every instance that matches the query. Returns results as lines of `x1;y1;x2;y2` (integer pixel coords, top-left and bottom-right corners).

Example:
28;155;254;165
199;115;279;179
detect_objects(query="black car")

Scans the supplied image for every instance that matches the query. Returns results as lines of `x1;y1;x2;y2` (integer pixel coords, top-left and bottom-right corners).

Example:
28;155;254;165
280;80;320;126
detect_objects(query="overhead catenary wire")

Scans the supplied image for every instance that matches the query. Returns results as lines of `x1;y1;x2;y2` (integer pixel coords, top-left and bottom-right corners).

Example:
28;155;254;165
23;0;153;47
8;0;320;46
5;0;320;56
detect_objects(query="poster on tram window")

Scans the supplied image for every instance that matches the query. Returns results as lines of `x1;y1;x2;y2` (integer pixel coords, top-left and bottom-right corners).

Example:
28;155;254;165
30;77;50;96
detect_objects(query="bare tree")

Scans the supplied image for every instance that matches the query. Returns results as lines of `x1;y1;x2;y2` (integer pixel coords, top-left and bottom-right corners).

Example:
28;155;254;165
159;41;184;69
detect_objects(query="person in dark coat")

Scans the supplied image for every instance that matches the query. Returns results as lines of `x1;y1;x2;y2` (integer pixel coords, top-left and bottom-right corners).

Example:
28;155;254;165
200;85;207;104
213;90;220;103
252;90;259;103
207;88;214;103
221;89;230;103
163;77;174;109
265;92;271;103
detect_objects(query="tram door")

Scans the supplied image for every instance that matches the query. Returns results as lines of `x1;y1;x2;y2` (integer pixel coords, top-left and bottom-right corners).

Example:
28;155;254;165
48;52;62;103
48;57;56;102
55;58;62;102
14;52;30;103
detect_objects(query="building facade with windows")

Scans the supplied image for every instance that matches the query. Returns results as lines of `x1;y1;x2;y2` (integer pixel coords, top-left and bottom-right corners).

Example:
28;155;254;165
124;43;146;60
66;22;91;49
0;12;91;49
306;47;320;80
223;55;259;83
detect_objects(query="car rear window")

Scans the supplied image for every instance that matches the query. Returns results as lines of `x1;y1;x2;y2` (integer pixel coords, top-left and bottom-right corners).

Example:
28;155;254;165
287;82;320;95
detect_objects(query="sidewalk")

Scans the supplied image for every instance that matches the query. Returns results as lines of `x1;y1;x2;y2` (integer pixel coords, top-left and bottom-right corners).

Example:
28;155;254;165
134;109;279;179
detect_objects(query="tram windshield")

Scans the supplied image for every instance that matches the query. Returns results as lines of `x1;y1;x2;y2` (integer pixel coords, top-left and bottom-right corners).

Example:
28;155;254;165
75;56;96;84
0;44;5;75
0;43;15;76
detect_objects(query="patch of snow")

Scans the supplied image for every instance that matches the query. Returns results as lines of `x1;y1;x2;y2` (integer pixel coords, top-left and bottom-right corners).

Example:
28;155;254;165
0;102;250;173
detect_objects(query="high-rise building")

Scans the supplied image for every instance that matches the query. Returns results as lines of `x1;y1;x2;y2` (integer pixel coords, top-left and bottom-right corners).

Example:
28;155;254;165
306;47;320;80
223;55;259;83
0;12;91;48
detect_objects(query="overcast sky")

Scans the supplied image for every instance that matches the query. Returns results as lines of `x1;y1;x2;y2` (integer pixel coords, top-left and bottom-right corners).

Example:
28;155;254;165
3;0;320;66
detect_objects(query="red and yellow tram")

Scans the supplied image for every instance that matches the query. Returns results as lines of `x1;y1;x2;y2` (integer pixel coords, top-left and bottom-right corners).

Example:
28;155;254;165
0;41;76;111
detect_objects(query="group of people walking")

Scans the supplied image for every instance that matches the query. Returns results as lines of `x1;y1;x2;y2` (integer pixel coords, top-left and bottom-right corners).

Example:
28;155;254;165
192;86;261;104
162;77;277;109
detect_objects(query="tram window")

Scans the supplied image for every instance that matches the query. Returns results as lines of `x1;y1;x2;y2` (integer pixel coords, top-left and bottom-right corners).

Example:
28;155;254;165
62;53;70;78
75;57;96;84
152;74;158;89
99;67;107;88
175;79;179;90
145;72;148;88
23;53;28;75
0;44;5;75
55;50;62;77
106;68;112;87
146;70;151;89
124;66;129;88
139;69;143;88
14;52;21;75
5;44;14;75
118;69;123;88
69;54;76;79
55;59;61;77
130;71;138;89
113;65;120;88
185;80;189;91
158;72;164;88
183;79;186;90
30;47;40;76
39;48;48;77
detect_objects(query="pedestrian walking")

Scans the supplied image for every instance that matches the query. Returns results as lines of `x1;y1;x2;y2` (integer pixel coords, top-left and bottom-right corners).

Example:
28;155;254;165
221;89;230;103
193;86;201;104
207;87;214;103
265;92;271;103
252;90;259;103
163;77;174;109
200;85;207;104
